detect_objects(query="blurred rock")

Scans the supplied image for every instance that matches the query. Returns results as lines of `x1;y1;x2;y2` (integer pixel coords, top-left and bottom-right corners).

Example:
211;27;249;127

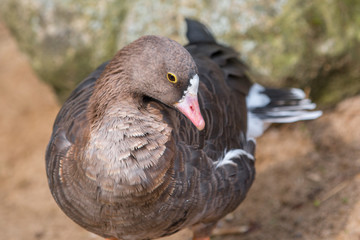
0;0;130;101
1;0;359;105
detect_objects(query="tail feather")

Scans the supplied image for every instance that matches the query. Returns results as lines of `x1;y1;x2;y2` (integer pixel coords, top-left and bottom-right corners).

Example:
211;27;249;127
185;18;216;44
261;87;305;101
184;19;322;138
247;83;322;138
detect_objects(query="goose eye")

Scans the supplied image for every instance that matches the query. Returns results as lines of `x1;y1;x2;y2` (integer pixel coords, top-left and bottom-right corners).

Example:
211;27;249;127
167;72;178;83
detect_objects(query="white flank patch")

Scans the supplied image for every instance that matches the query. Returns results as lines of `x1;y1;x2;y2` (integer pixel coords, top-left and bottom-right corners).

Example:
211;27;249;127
247;112;270;138
246;83;270;109
216;149;255;168
178;74;199;103
290;88;306;99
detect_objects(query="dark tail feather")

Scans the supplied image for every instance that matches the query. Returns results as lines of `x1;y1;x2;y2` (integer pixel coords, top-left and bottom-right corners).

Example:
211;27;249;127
185;18;216;44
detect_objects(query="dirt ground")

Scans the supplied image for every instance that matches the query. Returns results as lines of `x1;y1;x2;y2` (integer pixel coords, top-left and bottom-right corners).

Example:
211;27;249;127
1;21;360;240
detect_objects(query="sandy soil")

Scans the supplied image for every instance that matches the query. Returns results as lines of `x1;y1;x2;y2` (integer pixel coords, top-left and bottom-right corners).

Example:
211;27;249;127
1;21;360;240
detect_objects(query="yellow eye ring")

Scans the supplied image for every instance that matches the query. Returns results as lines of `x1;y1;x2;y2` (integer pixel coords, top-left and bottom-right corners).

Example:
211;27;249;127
167;72;178;83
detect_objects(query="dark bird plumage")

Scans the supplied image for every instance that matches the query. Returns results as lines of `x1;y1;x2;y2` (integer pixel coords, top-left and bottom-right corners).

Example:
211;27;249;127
46;19;320;240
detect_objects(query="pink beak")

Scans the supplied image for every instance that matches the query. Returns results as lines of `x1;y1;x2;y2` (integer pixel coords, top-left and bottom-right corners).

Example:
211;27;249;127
174;93;205;131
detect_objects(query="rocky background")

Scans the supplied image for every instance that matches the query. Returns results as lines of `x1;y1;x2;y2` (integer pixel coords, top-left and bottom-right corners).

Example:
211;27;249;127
1;1;360;240
1;0;360;104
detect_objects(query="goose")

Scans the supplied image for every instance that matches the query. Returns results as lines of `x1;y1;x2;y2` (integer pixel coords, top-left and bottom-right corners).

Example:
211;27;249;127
46;19;321;240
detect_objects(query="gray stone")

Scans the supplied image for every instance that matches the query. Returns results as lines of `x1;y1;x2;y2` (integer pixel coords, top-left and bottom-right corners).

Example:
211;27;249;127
1;0;359;105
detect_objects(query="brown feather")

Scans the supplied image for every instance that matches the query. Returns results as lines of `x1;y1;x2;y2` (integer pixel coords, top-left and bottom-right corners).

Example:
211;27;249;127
46;32;255;240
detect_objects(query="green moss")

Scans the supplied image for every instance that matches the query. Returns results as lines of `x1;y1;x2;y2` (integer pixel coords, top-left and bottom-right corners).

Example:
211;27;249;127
37;46;95;102
313;199;321;207
309;54;360;106
245;0;360;106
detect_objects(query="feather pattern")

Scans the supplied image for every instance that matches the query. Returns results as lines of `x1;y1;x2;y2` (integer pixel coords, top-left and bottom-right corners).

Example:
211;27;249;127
246;83;322;138
46;19;318;240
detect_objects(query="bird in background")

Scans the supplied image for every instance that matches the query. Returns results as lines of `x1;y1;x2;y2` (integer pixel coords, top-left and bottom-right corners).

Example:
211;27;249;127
46;18;322;240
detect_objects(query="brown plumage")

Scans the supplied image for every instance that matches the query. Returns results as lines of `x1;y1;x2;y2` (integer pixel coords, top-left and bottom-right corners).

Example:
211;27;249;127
46;19;257;240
